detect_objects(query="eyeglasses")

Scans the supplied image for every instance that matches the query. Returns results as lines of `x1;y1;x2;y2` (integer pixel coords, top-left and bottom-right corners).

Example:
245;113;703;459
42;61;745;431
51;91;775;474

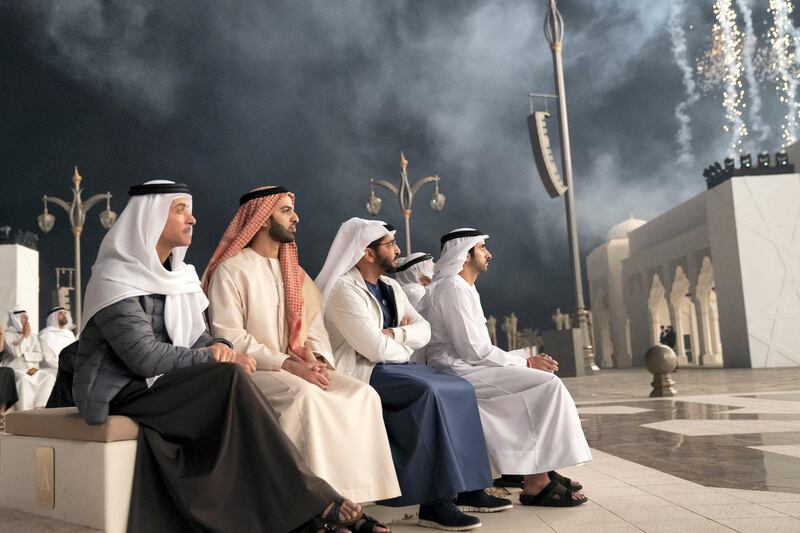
369;239;397;249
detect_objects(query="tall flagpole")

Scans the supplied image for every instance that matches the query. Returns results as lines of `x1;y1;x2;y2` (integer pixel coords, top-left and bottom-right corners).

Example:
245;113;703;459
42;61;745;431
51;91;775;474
544;0;598;373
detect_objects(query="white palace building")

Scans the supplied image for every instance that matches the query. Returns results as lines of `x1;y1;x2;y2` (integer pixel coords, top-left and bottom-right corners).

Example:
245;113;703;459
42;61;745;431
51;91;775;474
587;142;800;369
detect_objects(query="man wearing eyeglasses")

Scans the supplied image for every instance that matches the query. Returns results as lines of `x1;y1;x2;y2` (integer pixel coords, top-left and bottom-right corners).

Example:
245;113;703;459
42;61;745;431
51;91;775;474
317;218;512;531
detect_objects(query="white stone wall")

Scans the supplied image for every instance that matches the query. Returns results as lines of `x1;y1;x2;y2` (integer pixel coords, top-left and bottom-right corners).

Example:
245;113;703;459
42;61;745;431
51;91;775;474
582;144;800;368
587;244;613;368
606;239;632;367
0;244;40;332
707;173;800;367
621;198;713;366
587;239;634;368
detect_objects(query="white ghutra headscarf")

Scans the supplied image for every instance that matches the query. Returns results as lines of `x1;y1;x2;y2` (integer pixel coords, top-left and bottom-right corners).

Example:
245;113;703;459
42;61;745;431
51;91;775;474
431;228;489;284
418;228;489;314
6;307;27;333
39;307;76;361
315;217;395;312
395;252;434;287
44;307;74;331
81;180;208;348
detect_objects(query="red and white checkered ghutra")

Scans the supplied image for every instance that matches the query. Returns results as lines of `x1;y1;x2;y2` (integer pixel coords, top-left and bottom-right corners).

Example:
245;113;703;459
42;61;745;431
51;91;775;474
203;186;313;362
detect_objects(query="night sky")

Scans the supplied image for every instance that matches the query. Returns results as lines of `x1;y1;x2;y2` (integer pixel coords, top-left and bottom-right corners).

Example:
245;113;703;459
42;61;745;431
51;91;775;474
1;1;797;332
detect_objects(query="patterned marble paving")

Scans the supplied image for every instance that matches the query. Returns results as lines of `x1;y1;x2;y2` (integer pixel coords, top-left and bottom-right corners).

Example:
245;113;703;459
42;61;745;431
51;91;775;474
578;393;800;494
748;445;800;459
642;419;800;436
377;449;800;532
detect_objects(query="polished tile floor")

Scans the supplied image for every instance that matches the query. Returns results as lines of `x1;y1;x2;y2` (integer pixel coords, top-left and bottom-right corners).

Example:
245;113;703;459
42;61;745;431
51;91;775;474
3;367;800;532
579;395;800;493
573;368;800;495
376;368;800;531
372;449;800;532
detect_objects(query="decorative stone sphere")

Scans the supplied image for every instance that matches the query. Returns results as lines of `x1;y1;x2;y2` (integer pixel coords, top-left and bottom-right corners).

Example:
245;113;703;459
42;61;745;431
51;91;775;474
645;344;678;375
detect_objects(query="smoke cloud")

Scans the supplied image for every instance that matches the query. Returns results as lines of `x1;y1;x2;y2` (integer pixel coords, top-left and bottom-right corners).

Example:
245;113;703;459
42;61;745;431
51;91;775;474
1;1;795;331
737;0;771;148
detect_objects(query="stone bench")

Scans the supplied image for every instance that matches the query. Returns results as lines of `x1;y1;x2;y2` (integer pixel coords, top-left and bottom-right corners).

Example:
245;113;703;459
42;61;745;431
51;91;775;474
0;407;139;533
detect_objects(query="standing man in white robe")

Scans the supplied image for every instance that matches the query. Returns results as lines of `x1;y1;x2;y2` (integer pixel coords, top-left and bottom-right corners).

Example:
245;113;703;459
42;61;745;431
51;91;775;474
0;308;55;410
205;187;399;530
420;228;592;507
395;252;434;310
38;307;76;376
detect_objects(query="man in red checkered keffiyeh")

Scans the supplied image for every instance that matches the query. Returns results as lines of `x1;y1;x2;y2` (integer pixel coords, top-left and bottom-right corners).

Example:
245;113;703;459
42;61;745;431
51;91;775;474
204;186;313;363
203;186;402;510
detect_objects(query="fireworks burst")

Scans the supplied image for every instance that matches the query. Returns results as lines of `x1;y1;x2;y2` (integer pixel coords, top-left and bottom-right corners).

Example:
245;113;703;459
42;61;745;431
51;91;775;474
696;27;727;94
737;0;770;145
715;0;748;153
768;0;800;146
679;0;800;157
753;35;800;82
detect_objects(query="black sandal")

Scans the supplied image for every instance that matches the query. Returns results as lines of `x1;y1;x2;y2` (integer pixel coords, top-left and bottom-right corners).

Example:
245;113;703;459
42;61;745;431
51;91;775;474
304;517;348;533
349;514;391;533
518;480;587;507
548;470;583;491
318;498;362;530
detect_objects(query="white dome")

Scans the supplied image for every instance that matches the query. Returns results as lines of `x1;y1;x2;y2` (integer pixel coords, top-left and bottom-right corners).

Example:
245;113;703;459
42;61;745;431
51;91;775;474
607;216;647;241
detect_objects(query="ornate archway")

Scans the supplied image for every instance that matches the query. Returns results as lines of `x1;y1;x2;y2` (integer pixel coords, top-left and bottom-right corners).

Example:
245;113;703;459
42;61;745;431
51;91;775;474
648;274;671;346
670;266;701;365
592;285;614;368
695;257;723;365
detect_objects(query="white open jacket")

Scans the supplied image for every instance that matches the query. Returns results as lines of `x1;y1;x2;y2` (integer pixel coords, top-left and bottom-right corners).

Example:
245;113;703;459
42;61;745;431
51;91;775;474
324;267;431;382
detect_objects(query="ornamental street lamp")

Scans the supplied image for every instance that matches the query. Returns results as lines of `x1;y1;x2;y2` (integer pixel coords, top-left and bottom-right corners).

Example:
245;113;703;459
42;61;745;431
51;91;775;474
365;152;446;256
37;166;117;332
542;0;599;373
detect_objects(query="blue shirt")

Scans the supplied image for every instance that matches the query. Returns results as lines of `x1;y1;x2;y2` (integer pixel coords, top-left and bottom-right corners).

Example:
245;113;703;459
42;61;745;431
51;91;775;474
365;280;395;329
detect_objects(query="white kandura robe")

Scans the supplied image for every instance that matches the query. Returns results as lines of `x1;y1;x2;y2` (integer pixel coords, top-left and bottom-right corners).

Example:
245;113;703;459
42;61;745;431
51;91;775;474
398;283;426;310
1;332;56;411
421;275;592;475
38;327;75;378
207;248;400;503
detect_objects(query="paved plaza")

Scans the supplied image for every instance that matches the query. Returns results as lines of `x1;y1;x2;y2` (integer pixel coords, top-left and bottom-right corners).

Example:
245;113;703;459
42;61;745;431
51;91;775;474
3;366;800;532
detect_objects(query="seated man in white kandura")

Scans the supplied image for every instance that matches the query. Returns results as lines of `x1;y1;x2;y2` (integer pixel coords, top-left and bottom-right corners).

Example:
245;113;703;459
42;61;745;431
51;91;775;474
38;306;76;377
318;219;511;532
419;228;592;507
0;307;56;411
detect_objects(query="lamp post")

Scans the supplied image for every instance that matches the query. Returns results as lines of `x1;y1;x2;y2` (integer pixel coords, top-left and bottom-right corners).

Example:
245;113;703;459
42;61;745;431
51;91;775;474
366;152;446;255
544;0;598;373
37;166;117;332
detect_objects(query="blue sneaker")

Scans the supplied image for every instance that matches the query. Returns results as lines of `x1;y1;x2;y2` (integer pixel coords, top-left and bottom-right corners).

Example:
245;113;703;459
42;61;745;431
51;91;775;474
455;489;514;513
418;499;482;531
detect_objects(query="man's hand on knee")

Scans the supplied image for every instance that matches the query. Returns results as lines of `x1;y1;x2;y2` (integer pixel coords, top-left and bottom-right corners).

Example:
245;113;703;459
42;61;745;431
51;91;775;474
282;359;330;389
527;354;558;373
233;353;257;374
202;342;237;363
